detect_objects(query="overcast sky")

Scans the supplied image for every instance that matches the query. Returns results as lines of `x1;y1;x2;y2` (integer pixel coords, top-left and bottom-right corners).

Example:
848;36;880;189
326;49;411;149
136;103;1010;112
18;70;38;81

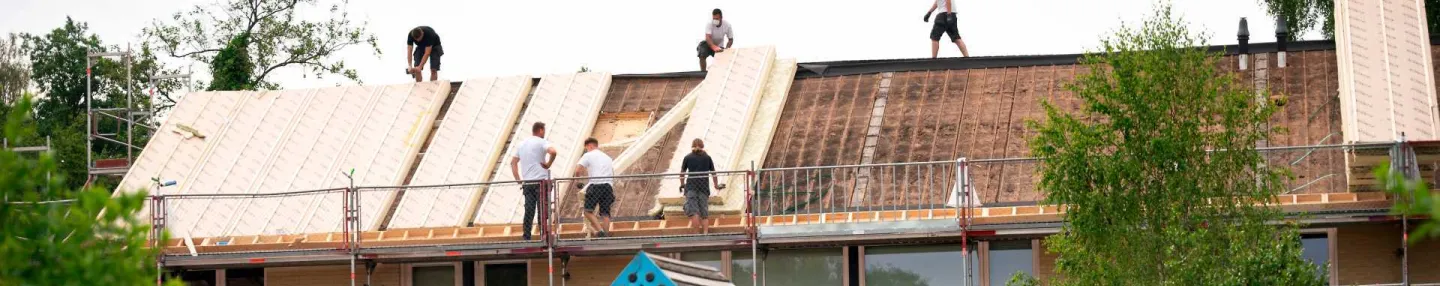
2;0;1320;91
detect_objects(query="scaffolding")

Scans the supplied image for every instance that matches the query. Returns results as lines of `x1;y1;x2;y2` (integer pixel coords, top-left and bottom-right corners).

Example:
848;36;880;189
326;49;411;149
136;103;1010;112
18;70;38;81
84;47;190;179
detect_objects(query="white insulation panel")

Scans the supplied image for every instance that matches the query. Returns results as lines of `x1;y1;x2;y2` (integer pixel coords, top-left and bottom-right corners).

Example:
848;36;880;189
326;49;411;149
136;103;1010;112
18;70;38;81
656;47;777;202
1335;0;1439;142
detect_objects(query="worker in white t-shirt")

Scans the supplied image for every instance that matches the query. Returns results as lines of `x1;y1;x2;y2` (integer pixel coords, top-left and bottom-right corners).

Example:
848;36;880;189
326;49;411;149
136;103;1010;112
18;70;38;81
510;122;557;241
697;8;735;72
924;0;970;58
574;138;616;237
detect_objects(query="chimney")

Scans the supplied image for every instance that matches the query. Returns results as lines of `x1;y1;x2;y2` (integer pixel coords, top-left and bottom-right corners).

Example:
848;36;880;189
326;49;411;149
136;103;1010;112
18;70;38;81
1275;16;1288;68
1238;18;1251;70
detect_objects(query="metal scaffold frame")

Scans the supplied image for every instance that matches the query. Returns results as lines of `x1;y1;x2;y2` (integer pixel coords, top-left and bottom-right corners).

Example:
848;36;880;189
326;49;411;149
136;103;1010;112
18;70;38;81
84;47;190;179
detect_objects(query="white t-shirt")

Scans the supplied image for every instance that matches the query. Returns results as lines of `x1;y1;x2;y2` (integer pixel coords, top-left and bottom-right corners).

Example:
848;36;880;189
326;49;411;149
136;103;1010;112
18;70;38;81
577;150;615;185
704;20;734;46
935;0;955;13
514;137;551;181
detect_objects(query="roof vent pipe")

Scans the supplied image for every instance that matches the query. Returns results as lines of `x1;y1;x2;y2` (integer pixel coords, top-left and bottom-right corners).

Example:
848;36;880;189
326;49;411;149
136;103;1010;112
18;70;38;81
1275;16;1289;68
1238;18;1251;70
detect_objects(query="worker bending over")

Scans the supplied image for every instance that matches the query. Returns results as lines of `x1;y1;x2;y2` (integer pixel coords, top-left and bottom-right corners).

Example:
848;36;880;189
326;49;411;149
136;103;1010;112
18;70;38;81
511;122;556;241
697;8;735;72
574;138;616;238
406;26;444;82
924;0;970;58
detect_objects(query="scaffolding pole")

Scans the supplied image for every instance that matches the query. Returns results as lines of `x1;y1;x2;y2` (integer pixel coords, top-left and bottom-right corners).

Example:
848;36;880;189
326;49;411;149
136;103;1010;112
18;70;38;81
749;162;759;286
956;157;974;286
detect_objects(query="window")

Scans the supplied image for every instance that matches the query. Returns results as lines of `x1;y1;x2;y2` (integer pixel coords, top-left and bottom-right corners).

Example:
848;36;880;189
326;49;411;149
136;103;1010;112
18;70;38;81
413;265;456;286
225;268;264;286
733;251;757;286
1300;233;1330;280
483;263;526;286
173;269;216;286
987;240;1033;286
866;244;980;286
751;248;845;286
682;252;726;273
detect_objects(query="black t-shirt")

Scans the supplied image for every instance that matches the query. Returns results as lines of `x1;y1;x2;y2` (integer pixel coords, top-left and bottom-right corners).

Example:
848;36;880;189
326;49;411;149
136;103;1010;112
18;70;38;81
406;26;442;49
681;151;716;184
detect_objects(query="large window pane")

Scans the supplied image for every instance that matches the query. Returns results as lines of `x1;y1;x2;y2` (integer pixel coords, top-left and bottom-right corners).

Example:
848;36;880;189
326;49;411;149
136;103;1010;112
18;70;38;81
866;244;980;286
1300;233;1330;279
988;240;1033;286
743;248;844;286
683;252;725;272
413;265;456;286
733;251;757;286
484;263;527;286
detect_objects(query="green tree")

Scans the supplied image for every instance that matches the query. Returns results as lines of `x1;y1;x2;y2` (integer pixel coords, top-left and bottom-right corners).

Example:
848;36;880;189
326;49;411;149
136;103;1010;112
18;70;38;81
1261;0;1438;40
208;33;256;91
1375;162;1440;242
0;95;177;285
1027;4;1325;285
146;0;380;90
16;18;183;190
0;33;28;105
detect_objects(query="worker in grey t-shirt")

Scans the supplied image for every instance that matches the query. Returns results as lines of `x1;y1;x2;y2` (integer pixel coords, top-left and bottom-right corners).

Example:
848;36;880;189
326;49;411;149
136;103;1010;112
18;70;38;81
510;122;557;241
697;8;735;72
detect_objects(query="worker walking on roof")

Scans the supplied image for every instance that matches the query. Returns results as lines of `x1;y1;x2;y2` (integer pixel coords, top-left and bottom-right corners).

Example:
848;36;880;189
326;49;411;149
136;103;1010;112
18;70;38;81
574;138;616;238
680;139;724;234
511;122;557;241
697;8;735;72
406;26;444;82
924;0;970;58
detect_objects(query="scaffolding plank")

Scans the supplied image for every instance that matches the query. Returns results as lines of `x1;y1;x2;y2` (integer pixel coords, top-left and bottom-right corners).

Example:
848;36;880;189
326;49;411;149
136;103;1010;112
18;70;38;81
656;47;777;205
167;90;314;238
388;76;534;229
225;85;381;236
473;73;612;225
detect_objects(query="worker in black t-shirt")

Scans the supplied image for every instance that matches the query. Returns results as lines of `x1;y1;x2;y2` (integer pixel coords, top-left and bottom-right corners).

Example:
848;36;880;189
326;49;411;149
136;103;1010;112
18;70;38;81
680;138;724;234
406;26;444;82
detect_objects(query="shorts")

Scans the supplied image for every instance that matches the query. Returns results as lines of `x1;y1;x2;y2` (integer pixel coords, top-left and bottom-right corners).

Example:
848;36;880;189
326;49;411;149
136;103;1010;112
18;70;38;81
583;183;615;217
412;45;444;71
930;13;961;42
683;179;710;218
697;41;717;58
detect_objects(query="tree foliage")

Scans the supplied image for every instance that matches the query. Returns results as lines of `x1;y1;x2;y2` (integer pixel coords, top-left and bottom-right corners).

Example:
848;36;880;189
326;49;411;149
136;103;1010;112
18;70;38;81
0;95;177;285
1028;5;1325;285
0;34;28;105
146;0;380;90
15;18;183;190
1261;0;1439;40
1375;162;1440;242
207;33;256;91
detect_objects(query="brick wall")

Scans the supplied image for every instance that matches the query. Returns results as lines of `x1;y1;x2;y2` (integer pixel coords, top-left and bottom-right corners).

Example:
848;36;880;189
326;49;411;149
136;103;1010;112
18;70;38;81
1338;224;1404;285
1035;239;1059;284
1407;230;1440;283
265;264;403;286
528;255;634;286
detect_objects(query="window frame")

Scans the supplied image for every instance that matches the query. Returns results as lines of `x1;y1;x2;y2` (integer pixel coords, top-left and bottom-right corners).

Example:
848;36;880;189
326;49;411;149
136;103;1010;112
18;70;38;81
1299;228;1338;286
405;262;462;286
474;259;529;286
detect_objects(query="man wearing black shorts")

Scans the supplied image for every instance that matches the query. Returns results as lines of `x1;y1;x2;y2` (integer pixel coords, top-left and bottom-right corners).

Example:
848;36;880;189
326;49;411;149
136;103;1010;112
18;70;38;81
924;0;970;58
406;26;444;82
575;138;615;237
696;8;734;72
680;139;723;234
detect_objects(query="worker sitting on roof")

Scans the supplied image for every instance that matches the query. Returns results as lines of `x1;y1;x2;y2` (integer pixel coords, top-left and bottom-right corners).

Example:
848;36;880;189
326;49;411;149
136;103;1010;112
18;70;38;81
574;138;616;238
512;122;556;241
680;139;724;234
697;8;735;72
406;26;444;82
924;0;970;58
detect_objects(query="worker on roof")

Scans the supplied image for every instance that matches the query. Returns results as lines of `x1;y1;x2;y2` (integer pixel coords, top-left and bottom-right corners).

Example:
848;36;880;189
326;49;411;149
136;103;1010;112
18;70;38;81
512;122;557;241
924;0;970;58
680;138;724;234
697;8;735;72
574;138;616;238
406;26;444;82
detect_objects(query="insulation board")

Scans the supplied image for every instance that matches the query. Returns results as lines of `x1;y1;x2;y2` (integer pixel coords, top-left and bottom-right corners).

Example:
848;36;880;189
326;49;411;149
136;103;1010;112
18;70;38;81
115;91;245;221
1335;0;1440;142
225;85;381;236
387;76;534;229
656;47;777;204
166;89;315;238
719;58;797;211
473;73;612;225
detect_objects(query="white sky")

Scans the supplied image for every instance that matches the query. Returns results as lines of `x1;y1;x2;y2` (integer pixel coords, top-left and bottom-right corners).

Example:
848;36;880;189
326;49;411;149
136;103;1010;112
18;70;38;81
1;0;1322;90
